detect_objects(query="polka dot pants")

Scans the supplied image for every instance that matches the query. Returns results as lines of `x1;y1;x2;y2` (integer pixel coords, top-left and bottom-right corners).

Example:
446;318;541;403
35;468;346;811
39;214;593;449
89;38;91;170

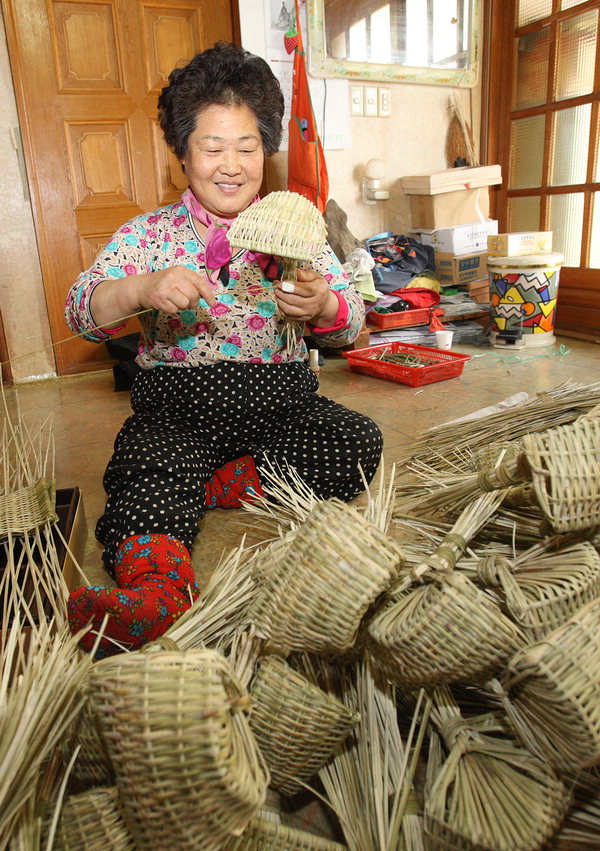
95;362;383;575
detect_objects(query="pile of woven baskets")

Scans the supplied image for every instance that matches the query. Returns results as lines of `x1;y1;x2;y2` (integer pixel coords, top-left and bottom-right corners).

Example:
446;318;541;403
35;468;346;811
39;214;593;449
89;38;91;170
4;383;600;850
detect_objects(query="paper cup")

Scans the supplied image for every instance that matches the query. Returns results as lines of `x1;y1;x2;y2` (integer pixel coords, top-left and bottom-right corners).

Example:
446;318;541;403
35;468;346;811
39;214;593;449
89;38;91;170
435;330;454;350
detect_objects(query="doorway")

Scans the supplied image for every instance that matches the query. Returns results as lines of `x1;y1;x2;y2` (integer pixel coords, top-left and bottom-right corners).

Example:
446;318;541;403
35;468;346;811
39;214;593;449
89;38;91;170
1;0;239;374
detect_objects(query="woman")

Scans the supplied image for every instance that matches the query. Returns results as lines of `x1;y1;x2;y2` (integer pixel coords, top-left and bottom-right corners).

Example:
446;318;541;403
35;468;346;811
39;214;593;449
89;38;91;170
65;42;383;657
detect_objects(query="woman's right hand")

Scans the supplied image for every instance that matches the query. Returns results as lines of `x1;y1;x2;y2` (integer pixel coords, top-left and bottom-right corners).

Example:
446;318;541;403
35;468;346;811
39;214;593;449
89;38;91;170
89;266;218;330
134;267;217;313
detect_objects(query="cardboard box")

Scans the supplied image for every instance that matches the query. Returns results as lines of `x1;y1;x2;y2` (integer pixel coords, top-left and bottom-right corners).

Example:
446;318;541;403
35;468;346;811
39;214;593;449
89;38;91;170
487;231;553;256
435;251;488;286
417;220;498;255
409;188;490;229
401;164;502;195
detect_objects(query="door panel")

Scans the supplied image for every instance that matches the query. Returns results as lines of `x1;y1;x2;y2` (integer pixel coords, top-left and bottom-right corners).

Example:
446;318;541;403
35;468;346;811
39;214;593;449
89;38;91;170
2;0;236;374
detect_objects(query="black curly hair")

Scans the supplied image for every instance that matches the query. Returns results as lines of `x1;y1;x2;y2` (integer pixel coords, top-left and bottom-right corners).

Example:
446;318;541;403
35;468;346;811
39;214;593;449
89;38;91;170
158;42;285;159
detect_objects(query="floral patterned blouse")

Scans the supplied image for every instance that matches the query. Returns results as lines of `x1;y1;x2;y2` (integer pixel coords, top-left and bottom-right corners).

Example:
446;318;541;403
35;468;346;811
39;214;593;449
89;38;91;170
65;198;364;368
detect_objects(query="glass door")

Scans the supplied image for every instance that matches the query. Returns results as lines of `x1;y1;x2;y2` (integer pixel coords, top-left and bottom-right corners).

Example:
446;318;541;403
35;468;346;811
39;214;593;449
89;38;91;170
486;0;600;338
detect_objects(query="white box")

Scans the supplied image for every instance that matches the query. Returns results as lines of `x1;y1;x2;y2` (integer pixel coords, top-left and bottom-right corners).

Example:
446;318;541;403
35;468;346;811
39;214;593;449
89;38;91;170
417;220;499;255
487;231;553;256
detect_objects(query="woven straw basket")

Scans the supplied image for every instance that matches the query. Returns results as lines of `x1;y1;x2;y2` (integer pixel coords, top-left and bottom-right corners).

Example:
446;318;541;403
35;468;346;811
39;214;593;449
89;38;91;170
50;786;134;851
476;542;600;641
61;686;114;788
522;416;600;533
222;816;347;850
89;643;268;850
0;477;57;536
227;191;327;261
248;499;403;654
367;570;525;687
500;597;600;771
249;654;360;796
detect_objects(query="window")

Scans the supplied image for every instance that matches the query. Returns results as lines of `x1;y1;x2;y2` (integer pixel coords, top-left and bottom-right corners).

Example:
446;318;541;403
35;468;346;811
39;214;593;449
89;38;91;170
486;0;600;338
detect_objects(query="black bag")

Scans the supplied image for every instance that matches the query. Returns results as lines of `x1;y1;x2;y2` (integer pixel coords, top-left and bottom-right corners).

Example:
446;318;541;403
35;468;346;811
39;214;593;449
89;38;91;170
366;232;435;293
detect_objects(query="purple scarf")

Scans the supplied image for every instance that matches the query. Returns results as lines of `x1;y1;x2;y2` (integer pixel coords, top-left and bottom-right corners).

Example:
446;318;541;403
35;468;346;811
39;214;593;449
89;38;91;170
181;188;277;282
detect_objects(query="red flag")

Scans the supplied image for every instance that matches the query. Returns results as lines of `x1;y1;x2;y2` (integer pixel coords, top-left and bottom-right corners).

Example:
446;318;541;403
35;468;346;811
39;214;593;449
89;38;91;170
287;0;329;212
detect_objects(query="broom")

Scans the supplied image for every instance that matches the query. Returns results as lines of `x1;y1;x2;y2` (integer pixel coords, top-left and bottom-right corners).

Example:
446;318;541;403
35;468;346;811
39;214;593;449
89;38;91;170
227;191;328;355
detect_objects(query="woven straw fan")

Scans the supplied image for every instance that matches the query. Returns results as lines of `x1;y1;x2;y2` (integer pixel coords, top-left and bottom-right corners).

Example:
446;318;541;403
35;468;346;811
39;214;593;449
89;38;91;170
228;191;328;354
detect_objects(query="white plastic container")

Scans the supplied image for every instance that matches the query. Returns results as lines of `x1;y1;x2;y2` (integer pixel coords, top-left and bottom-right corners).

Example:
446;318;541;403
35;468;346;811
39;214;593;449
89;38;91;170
488;251;564;348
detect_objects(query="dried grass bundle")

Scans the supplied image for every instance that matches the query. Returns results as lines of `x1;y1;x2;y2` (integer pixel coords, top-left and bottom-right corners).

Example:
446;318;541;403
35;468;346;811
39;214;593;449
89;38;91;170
0;622;92;848
406;380;600;474
248;498;403;654
367;493;524;687
494;597;600;772
50;786;134;851
60;683;114;789
310;657;429;851
165;539;261;653
242;458;397;541
248;654;360;796
89;643;268;850
424;685;571;851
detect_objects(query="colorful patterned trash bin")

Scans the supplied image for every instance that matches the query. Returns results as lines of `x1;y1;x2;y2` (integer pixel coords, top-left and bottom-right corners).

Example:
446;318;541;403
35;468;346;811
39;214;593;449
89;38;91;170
488;251;564;347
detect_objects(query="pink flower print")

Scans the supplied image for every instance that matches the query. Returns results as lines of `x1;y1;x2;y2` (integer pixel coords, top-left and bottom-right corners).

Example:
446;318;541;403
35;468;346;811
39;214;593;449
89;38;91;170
175;247;185;257
167;318;182;330
247;283;263;296
147;230;156;239
140;239;147;248
196;252;206;264
171;347;187;361
173;215;186;227
209;302;230;317
164;233;171;242
123;264;137;276
148;215;160;225
324;273;334;282
248;356;264;363
226;334;242;347
272;353;283;363
246;314;266;331
121;226;132;234
194;321;210;334
229;268;240;280
244;251;257;262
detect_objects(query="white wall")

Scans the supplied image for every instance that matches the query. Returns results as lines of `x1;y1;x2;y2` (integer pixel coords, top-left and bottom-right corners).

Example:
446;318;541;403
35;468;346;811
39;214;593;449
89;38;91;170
239;0;481;243
0;12;55;383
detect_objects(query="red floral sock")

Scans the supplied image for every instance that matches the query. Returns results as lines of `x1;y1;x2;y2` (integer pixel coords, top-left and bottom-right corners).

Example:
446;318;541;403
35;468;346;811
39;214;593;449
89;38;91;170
67;534;200;658
204;455;264;510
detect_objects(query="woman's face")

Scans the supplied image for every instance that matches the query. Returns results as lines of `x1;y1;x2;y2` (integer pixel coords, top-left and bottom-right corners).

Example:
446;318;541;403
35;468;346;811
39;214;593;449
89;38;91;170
182;103;264;220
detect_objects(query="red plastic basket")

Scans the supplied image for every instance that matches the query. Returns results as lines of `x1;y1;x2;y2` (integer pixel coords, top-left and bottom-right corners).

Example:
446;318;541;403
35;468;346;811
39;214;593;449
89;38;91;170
366;306;440;331
343;342;471;387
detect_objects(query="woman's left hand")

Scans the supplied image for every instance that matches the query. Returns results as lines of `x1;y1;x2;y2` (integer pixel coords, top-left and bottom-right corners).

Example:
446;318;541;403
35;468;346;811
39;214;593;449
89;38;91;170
274;267;339;327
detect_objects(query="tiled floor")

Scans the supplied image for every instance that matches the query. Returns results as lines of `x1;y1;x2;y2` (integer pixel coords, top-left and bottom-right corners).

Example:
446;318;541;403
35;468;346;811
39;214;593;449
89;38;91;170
3;334;600;587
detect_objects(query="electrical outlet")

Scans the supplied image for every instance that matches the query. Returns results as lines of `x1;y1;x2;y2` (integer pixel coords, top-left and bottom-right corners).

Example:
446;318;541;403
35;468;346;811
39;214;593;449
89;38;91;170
349;86;363;117
364;86;378;117
378;87;392;117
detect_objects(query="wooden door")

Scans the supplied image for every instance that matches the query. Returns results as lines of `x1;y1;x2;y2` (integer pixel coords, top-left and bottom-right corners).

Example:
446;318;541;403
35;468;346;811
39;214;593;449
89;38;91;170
2;0;237;374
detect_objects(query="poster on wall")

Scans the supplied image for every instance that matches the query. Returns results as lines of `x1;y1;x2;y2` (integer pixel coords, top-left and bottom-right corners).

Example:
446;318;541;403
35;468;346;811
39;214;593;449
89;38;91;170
264;0;351;151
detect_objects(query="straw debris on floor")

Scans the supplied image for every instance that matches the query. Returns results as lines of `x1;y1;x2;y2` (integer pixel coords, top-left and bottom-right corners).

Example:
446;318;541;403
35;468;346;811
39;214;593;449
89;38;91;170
4;380;600;849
